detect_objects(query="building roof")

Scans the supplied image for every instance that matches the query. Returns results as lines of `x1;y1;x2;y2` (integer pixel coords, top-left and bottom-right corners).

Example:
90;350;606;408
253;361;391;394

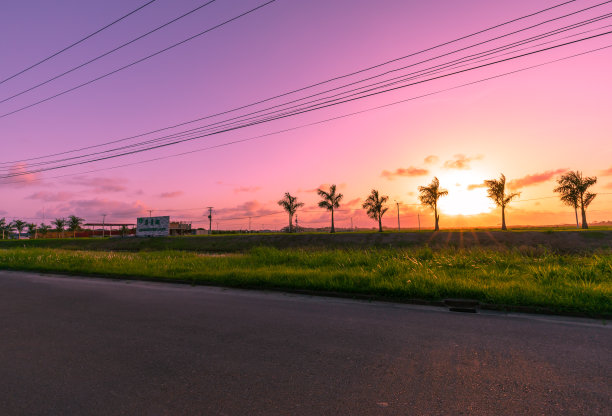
83;223;135;227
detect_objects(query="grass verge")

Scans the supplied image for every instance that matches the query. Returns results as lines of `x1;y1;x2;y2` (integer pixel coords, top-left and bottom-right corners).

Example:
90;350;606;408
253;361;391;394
1;229;612;254
0;246;610;318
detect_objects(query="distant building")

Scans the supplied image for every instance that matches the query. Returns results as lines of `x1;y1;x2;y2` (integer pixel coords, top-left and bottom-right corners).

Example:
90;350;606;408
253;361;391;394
170;221;192;236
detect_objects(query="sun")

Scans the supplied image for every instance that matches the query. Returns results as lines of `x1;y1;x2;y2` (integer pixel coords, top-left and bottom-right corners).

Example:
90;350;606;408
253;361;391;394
436;171;495;216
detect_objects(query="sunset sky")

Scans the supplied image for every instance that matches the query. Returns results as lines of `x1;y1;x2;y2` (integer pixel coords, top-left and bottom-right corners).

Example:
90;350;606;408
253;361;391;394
1;0;611;230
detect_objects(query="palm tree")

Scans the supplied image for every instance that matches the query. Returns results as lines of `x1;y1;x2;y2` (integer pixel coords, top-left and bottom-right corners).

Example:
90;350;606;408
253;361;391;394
0;218;5;239
12;220;27;240
120;225;129;237
67;215;84;238
27;223;37;239
362;189;389;232
418;177;448;231
39;223;50;238
554;171;597;229
317;184;343;233
554;180;580;228
52;218;66;238
484;174;520;231
277;192;304;233
4;221;15;239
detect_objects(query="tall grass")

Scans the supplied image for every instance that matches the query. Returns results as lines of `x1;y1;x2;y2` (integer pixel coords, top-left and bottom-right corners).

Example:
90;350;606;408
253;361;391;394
0;246;610;317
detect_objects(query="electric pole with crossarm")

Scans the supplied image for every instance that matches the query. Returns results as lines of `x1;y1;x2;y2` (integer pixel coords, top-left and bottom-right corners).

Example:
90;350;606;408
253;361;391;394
207;207;213;235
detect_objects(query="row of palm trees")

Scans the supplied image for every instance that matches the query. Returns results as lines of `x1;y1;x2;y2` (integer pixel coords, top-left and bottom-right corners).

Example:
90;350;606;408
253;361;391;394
0;215;84;239
1;171;599;238
278;170;599;232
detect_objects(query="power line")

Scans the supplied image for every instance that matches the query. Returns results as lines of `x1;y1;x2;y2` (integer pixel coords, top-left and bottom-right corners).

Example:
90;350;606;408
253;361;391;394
0;0;218;105
0;0;277;120
3;29;611;179
0;0;157;85
0;0;588;164
3;9;611;174
1;42;610;186
11;11;609;173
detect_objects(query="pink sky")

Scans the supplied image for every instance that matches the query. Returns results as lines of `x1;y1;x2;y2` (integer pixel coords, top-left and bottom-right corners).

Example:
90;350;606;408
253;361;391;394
1;0;611;230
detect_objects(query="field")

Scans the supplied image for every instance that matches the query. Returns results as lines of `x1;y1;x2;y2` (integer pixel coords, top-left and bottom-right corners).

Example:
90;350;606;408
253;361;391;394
1;230;611;318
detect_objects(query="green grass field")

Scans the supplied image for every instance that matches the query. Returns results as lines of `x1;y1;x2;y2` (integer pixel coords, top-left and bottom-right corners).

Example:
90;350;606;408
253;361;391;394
2;228;612;253
0;243;610;318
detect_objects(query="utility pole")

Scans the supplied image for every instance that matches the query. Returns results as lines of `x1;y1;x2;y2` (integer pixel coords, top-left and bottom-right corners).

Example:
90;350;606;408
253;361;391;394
350;216;353;231
148;210;153;218
295;214;298;232
102;213;107;238
207;207;213;235
248;217;252;233
395;201;400;232
417;212;421;231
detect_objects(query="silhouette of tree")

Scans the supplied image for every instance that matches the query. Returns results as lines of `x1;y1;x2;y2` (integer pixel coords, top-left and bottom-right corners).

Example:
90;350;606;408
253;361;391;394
554;171;597;229
418;177;448;231
67;215;84;238
554;178;581;228
277;192;304;233
52;218;66;238
484;174;520;231
317;184;343;233
27;223;37;239
120;225;129;237
362;189;389;232
0;218;5;239
4;221;15;239
39;223;50;238
13;220;26;240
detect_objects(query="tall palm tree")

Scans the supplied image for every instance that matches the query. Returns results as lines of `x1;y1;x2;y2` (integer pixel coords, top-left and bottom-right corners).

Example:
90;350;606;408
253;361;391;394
4;221;15;239
418;177;448;231
484;174;520;231
67;215;84;238
39;223;50;238
13;220;26;240
554;171;596;229
27;223;38;239
362;189;389;232
52;218;66;238
317;184;343;233
277;192;304;233
554;180;580;228
0;217;5;239
120;225;129;237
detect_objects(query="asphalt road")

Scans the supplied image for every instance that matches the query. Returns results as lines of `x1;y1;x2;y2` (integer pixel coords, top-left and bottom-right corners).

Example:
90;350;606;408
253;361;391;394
0;271;610;415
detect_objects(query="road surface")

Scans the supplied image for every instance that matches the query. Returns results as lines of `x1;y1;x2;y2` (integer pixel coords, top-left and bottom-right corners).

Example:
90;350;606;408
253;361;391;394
0;270;610;415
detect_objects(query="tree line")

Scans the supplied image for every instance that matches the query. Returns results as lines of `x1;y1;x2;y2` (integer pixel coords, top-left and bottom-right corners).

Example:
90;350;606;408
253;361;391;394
278;170;598;233
0;170;599;238
0;215;83;240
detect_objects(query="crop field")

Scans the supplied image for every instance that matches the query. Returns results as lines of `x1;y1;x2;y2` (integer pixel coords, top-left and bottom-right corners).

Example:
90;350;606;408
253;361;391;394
1;230;611;318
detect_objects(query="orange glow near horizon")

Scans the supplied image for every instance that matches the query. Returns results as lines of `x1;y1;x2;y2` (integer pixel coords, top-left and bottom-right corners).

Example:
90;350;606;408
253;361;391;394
437;171;495;216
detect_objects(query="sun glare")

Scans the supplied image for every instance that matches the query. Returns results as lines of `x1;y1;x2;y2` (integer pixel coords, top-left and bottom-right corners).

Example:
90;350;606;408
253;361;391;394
436;171;495;216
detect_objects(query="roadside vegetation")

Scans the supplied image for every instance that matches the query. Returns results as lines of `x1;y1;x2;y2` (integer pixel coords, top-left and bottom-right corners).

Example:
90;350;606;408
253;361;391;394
0;245;609;318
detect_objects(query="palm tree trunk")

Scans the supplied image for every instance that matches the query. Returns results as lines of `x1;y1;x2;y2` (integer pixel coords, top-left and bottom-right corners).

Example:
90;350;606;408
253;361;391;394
288;213;293;233
434;206;439;231
574;206;579;228
501;206;507;231
581;202;588;229
331;208;335;233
